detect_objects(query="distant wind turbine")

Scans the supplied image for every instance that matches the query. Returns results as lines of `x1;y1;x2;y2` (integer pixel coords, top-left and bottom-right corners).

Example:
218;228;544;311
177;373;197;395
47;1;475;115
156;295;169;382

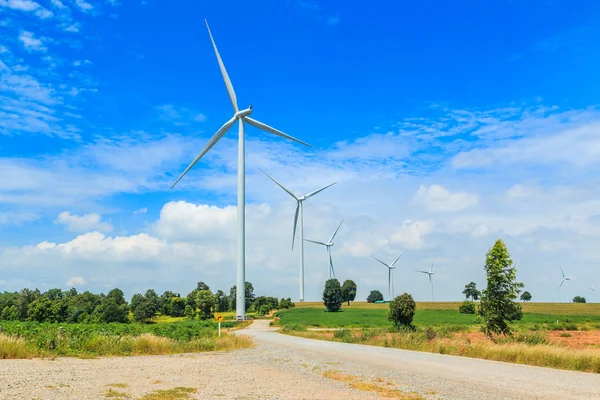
260;169;336;302
170;20;310;320
591;285;596;301
371;254;403;299
304;221;344;279
417;257;436;301
559;264;575;303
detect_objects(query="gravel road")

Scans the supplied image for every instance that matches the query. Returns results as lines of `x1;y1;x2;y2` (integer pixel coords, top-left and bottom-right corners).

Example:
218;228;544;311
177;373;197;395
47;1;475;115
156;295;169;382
0;320;598;399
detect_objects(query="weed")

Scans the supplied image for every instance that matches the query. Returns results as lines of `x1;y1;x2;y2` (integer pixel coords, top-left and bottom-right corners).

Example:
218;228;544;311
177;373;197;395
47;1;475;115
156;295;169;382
323;370;424;399
138;387;196;400
105;388;130;398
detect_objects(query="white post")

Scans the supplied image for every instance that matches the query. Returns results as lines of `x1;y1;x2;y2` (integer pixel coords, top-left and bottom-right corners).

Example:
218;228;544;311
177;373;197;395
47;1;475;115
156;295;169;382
218;322;221;337
299;201;305;302
236;120;246;320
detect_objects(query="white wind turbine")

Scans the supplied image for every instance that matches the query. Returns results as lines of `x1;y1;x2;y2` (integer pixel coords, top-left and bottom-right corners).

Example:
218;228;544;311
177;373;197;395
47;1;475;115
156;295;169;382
592;285;596;302
304;220;344;279
171;21;310;320
371;254;403;299
260;170;336;302
417;257;436;302
558;264;575;303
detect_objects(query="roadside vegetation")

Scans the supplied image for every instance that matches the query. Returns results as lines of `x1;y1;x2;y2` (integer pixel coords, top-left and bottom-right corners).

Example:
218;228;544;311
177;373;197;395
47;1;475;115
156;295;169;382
276;238;600;373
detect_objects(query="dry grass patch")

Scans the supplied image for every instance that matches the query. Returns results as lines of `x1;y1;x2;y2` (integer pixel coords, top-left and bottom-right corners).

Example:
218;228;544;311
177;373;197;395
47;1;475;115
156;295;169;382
323;371;425;399
138;387;196;400
105;388;130;398
0;334;42;359
108;383;129;389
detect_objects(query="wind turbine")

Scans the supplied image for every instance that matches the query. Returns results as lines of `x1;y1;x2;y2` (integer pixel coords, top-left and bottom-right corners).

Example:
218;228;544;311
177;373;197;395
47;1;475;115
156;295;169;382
260;170;336;302
304;220;344;279
170;21;310;320
371;254;403;299
417;257;436;302
558;265;575;303
592;285;596;302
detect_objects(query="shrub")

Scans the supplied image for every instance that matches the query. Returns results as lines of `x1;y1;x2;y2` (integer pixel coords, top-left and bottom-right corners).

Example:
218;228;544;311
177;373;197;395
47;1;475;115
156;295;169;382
279;298;295;309
258;305;271;316
458;301;476;314
424;326;437;341
366;290;384;303
388;293;416;328
322;279;343;312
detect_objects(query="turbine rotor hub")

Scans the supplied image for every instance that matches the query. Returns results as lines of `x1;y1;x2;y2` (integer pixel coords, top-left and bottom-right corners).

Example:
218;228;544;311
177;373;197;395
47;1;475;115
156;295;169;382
235;106;253;119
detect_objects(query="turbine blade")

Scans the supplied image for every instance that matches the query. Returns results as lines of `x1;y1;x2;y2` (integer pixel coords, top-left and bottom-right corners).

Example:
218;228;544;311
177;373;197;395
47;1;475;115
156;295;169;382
259;169;298;200
328;220;344;243
371;255;390;268
292;202;299;251
430;257;436;273
171;117;236;188
205;20;238;112
243;117;311;147
391;253;404;267
559;279;565;290
304;239;327;246
417;270;429;274
303;182;337;200
560;264;566;278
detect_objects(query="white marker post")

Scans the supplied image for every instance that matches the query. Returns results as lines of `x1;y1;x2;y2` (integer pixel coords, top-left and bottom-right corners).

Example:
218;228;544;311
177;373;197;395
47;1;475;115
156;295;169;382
216;314;223;337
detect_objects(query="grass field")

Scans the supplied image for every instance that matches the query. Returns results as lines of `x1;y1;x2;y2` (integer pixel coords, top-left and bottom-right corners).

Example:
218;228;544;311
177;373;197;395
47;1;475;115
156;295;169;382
0;319;251;359
275;302;600;373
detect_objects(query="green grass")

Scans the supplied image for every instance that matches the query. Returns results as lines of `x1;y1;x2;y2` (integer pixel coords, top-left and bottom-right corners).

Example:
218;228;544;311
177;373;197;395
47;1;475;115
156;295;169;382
0;320;251;358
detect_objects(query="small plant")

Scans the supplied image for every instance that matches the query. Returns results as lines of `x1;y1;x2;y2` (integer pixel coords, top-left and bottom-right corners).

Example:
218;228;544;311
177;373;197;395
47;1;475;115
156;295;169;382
560;332;572;337
458;301;476;314
424;326;437;341
388;293;416;329
333;329;353;342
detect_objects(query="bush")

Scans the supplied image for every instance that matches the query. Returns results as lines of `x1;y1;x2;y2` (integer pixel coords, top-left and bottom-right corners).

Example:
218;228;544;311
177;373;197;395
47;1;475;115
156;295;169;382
424;326;437;341
322;279;343;312
458;301;476;314
366;290;384;303
258;304;271;316
388;293;416;328
279;298;295;309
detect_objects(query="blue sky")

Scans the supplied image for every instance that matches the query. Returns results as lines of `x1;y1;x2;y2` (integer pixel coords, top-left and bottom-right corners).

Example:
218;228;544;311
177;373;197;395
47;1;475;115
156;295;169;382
1;0;600;302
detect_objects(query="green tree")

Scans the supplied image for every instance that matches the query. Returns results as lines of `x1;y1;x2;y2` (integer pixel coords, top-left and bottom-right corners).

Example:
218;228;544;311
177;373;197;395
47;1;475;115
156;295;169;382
366;290;384;303
228;282;256;312
184;304;195;319
94;290;129;323
478;239;524;338
195;290;215;320
458;301;476;314
196;282;210;291
214;290;229;313
388;293;416;328
279;298;295;309
160;291;179;315
170;297;187;317
573;296;586;303
520;291;532;302
341;280;357;306
27;297;55;322
322;278;343;312
462;282;481;301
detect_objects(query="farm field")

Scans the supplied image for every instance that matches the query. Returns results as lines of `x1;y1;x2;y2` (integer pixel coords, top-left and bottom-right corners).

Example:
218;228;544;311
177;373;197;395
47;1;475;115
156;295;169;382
0;319;251;359
275;301;600;373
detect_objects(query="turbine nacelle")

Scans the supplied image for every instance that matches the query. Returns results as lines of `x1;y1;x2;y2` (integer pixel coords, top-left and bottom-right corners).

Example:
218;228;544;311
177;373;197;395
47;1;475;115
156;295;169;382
234;106;253;119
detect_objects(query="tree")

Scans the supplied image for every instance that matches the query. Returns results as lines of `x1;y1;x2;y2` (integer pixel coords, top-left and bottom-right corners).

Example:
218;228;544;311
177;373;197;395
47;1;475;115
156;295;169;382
195;290;215;320
279;298;295;309
160;291;179;315
228;282;256;311
573;296;586;303
322;279;343;312
366;290;384;303
214;290;229;313
478;239;524;338
388;293;416;328
459;301;476;314
520;291;532;302
341;280;357;306
196;282;210;291
462;282;481;301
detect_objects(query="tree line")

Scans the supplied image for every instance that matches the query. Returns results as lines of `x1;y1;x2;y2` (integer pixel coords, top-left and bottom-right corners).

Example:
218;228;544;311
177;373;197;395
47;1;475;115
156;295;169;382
0;281;294;324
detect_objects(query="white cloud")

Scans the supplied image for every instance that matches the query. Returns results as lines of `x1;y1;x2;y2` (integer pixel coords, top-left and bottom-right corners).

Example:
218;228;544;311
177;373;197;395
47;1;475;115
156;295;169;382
0;0;53;19
506;184;540;199
73;0;92;12
66;276;85;286
133;207;147;215
19;31;47;52
390;220;435;249
55;212;113;233
411;184;479;212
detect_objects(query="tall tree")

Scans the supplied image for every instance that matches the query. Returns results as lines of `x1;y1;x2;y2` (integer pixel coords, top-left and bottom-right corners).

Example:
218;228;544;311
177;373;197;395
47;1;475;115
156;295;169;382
322;279;343;312
228;282;255;311
478;239;524;338
195;290;215;320
462;282;481;301
341;280;357;306
214;290;229;313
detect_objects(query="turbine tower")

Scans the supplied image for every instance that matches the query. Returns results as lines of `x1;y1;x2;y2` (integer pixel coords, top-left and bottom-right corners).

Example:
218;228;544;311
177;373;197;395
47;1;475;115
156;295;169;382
371;254;403;299
417;257;436;302
171;21;310;320
559;264;575;303
260;169;336;302
304;220;344;279
592;285;596;302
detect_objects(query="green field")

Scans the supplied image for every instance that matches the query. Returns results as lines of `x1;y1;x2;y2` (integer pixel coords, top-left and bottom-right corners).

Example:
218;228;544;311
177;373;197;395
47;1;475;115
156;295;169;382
276;302;600;329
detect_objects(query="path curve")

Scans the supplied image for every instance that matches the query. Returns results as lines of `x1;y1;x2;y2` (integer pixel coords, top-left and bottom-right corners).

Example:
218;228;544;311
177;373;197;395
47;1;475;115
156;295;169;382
238;320;600;400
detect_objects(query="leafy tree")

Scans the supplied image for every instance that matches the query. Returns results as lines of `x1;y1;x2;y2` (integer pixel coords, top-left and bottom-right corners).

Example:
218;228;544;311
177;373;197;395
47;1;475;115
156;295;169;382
195;290;215;320
170;297;187;317
279;298;295;309
160;291;179;315
184;304;195;319
478;239;524;338
388;293;416;328
462;282;480;301
106;288;127;306
253;296;278;312
228;282;256;312
520;291;532;302
44;288;65;302
322;278;343;312
366;290;384;303
257;304;271;316
94;291;129;323
1;305;19;320
196;282;210;291
459;301;476;314
214;290;229;313
341;280;357;306
130;290;160;323
573;296;586;303
27;297;55;322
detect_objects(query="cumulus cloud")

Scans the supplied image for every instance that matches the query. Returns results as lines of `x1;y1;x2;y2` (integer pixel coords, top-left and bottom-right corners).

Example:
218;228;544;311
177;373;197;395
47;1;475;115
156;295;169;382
410;185;478;212
390;220;435;249
19;30;47;52
55;212;113;233
0;0;53;19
